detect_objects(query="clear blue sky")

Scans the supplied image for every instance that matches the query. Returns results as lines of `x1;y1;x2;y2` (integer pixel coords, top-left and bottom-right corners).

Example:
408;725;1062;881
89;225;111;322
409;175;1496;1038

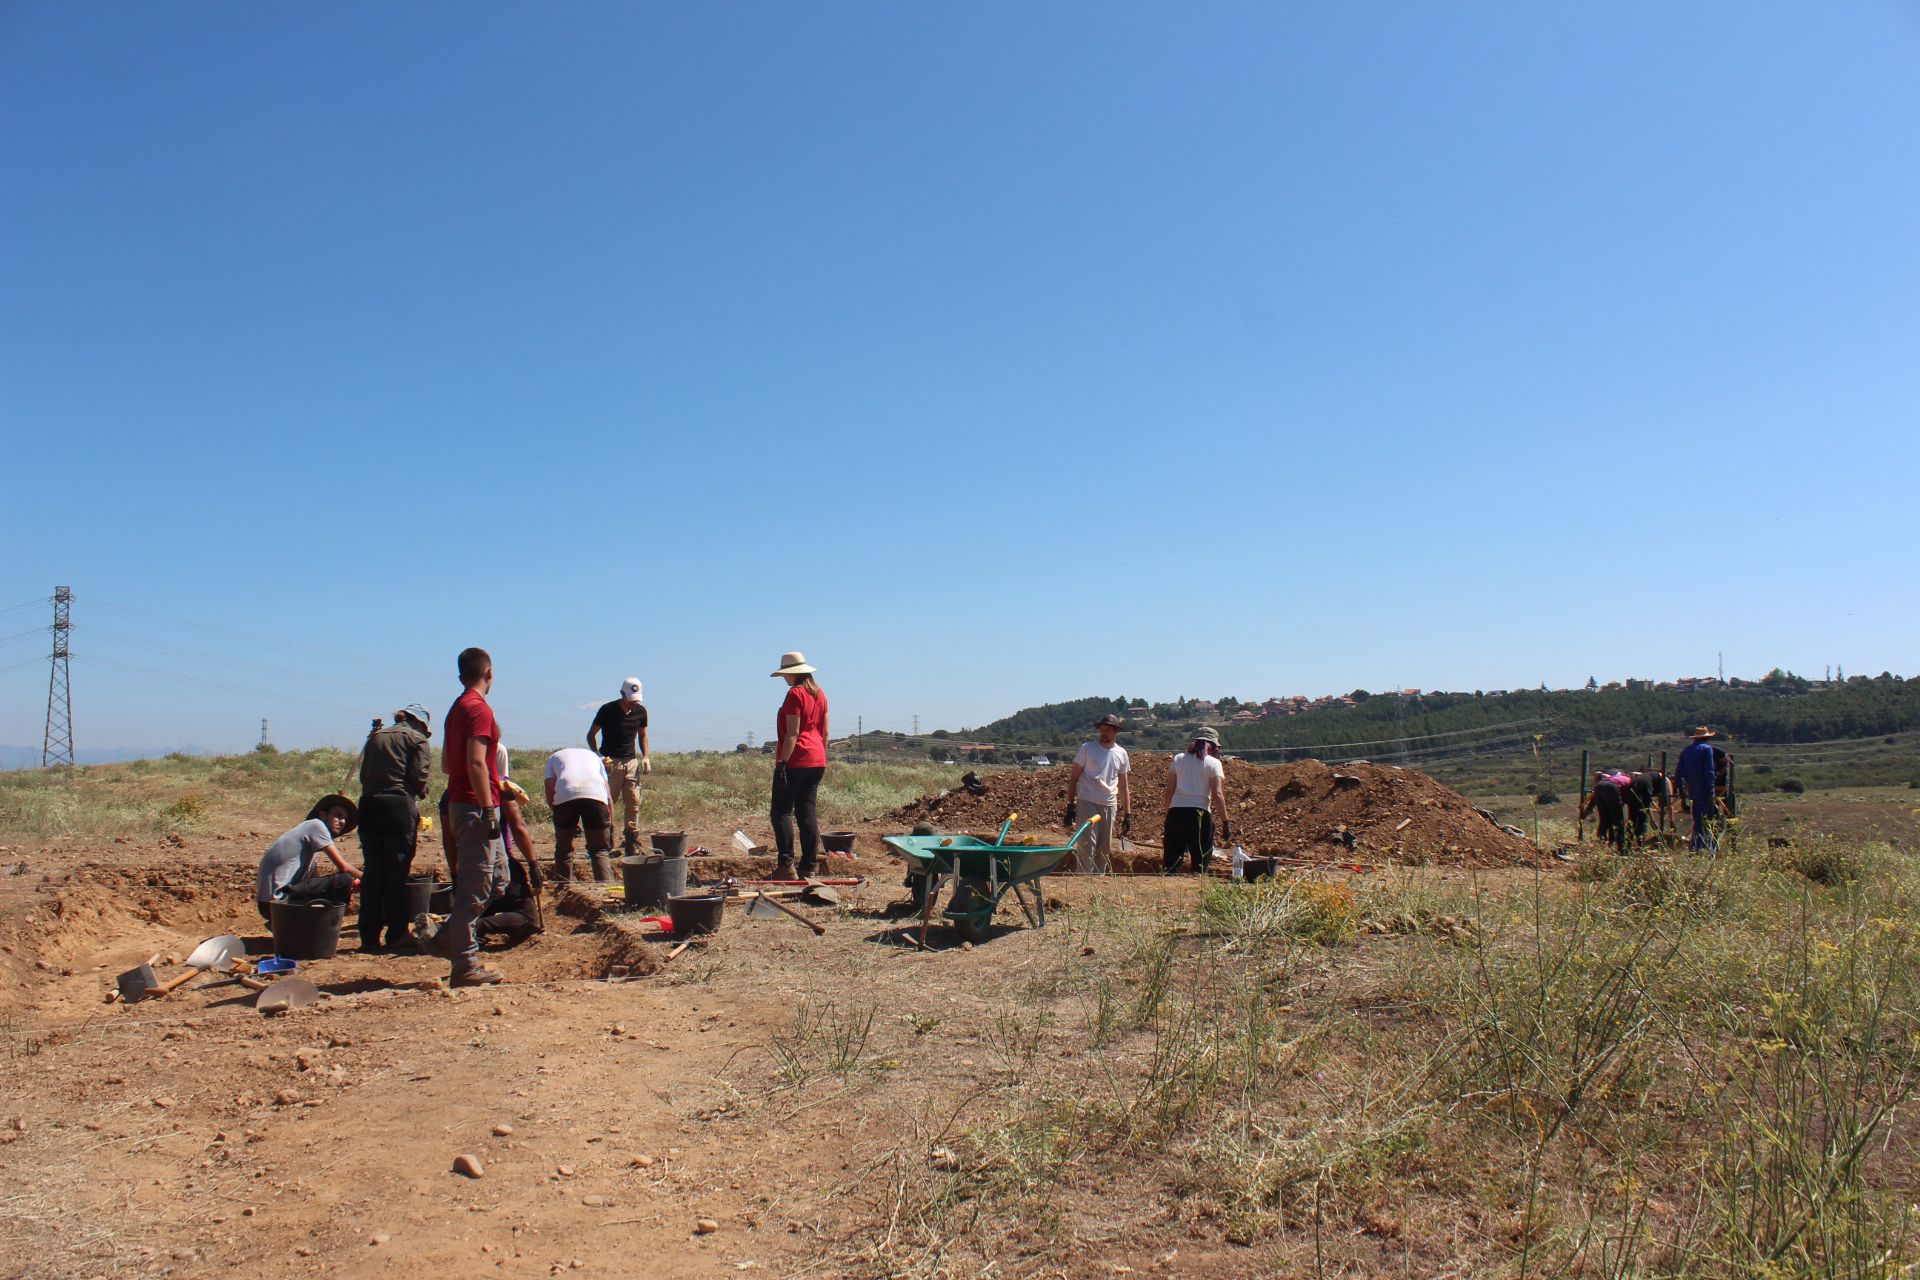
3;2;1916;754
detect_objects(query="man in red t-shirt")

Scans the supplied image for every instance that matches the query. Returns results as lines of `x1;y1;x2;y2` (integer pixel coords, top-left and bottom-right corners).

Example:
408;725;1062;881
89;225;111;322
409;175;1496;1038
441;647;508;986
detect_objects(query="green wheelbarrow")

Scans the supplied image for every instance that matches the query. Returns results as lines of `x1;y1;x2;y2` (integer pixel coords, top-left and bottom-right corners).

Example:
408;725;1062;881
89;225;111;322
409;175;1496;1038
883;814;1099;946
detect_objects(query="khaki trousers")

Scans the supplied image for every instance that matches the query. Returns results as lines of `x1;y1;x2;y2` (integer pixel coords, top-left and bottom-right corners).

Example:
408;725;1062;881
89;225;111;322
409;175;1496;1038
605;757;643;838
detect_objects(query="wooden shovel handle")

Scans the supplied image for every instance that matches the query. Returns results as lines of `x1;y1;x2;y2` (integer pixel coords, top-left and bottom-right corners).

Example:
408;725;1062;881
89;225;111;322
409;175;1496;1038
148;968;202;997
756;891;826;935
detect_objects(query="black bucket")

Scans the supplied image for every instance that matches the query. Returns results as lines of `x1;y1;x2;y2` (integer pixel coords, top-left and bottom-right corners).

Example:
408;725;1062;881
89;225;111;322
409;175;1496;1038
621;854;688;911
1242;857;1278;882
667;892;725;936
650;831;689;859
428;882;453;914
821;831;857;856
402;875;436;919
269;900;346;960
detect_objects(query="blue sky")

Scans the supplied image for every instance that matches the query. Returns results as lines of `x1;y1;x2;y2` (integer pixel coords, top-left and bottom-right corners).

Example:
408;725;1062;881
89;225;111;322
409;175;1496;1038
3;2;1916;754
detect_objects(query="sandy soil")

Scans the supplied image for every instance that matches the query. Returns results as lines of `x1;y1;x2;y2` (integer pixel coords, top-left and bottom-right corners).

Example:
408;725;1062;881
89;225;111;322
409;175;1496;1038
0;814;1354;1280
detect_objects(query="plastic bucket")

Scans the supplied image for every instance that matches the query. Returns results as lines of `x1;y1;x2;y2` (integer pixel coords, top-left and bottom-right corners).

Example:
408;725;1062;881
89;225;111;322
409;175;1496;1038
401;875;436;919
269;900;346;960
621;854;688;911
428;882;453;914
650;831;689;859
1242;857;1278;882
667;892;725;936
821;831;857;856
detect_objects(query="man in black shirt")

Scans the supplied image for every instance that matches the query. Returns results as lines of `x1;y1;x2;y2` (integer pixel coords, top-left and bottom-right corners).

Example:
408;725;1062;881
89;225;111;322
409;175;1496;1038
587;676;650;853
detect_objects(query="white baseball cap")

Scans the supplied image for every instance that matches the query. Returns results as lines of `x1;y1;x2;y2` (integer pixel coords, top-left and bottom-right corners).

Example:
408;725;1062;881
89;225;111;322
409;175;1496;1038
620;677;643;702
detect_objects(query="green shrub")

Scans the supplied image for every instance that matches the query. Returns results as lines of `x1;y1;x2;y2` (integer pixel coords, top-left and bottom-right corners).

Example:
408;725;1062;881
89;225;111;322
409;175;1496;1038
1777;778;1806;794
1534;789;1559;805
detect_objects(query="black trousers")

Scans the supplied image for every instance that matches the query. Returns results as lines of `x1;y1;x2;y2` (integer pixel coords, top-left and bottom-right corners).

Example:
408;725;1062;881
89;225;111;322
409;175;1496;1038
357;792;419;946
258;872;358;921
1163;807;1214;874
1592;784;1626;852
771;765;825;872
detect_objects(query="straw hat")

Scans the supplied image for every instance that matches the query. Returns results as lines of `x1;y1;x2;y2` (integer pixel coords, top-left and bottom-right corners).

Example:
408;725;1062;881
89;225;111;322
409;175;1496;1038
1192;726;1221;745
1688;725;1720;740
770;651;816;677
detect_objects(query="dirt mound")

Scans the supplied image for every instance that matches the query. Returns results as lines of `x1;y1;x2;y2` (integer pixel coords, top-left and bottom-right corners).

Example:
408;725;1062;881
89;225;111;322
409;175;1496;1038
887;757;1541;868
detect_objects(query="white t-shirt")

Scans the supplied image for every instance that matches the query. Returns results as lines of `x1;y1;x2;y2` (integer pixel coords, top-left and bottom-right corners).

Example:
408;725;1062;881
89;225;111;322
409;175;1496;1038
544;747;611;806
1072;741;1131;804
1169;751;1224;810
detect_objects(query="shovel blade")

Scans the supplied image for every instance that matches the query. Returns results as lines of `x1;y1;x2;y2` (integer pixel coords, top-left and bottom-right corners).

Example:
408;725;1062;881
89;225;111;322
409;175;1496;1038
744;893;785;920
115;964;158;1002
184;934;246;972
256;977;321;1014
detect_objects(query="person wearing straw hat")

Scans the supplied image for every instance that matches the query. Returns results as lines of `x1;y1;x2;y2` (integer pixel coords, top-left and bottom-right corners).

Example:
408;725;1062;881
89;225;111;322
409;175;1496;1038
1162;727;1230;874
769;651;830;880
1065;713;1131;875
1674;726;1722;852
355;704;433;952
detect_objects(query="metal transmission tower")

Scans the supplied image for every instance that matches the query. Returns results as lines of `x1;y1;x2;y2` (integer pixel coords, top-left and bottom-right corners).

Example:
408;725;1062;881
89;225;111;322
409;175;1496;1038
42;586;74;767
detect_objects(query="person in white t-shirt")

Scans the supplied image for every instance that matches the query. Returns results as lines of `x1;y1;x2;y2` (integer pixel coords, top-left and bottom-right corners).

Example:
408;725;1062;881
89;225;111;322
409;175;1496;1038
1163;727;1230;874
544;747;615;883
1066;713;1132;874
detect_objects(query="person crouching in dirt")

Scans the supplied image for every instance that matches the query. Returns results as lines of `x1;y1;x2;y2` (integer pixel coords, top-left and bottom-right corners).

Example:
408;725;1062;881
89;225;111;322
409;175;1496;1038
255;796;362;922
418;783;543;952
1163;727;1230;874
544;746;615;884
1580;771;1630;853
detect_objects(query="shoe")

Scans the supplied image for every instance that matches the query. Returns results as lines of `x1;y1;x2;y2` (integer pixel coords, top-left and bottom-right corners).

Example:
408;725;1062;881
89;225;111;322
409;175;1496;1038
773;859;797;880
796;861;819;881
450;964;504;987
413;913;451;957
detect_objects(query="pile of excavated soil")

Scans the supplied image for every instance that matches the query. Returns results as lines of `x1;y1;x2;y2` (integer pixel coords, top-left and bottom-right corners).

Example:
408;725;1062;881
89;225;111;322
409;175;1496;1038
887;758;1542;869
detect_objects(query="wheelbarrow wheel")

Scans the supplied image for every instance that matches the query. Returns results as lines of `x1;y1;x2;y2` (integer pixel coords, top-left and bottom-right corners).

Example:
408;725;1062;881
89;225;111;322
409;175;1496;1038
948;876;993;944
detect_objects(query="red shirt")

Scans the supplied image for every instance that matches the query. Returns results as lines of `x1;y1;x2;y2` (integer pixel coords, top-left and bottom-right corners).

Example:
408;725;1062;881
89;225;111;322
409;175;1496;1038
444;688;501;805
779;684;828;769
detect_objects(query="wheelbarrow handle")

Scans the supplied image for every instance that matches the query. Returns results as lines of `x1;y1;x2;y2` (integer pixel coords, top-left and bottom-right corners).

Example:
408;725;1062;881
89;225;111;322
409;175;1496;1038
1066;812;1102;846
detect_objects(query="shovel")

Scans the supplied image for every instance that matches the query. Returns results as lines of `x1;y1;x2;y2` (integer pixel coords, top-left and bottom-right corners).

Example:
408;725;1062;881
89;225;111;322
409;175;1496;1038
118;935;246;1001
114;954;164;1003
256;977;322;1014
800;880;841;906
745;890;826;935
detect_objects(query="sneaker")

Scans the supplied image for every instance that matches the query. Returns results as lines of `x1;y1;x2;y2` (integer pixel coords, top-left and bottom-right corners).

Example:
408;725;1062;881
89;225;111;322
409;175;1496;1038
450;964;504;987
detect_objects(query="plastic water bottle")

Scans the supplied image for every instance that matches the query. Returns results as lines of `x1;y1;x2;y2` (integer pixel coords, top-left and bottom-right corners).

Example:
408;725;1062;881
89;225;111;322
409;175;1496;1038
1231;846;1248;882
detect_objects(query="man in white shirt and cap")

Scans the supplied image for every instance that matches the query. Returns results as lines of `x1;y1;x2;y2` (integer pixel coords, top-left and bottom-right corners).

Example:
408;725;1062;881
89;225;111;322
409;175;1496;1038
1065;713;1131;875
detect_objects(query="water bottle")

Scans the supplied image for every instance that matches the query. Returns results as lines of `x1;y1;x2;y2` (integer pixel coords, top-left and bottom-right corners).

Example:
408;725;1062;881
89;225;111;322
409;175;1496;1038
1231;845;1248;882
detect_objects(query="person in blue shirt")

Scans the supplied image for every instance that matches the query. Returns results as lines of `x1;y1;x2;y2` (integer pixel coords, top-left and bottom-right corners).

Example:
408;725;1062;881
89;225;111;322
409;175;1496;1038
1673;726;1722;852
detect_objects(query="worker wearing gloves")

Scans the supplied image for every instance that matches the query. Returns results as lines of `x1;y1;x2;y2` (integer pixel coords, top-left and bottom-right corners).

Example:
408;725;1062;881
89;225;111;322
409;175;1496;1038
355;704;432;953
440;647;508;986
1066;713;1131;875
586;677;650;855
1163;727;1230;874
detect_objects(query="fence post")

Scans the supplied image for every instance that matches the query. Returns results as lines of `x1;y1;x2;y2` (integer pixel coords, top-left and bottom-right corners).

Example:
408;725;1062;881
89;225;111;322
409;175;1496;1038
1577;748;1589;843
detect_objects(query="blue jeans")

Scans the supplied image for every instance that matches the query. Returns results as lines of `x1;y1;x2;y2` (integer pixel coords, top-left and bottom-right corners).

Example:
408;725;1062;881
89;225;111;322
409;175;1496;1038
448;803;508;970
1686;785;1717;853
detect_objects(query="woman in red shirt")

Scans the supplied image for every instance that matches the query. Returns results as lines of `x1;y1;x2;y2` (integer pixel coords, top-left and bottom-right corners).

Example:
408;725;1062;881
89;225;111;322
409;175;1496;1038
769;650;830;879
